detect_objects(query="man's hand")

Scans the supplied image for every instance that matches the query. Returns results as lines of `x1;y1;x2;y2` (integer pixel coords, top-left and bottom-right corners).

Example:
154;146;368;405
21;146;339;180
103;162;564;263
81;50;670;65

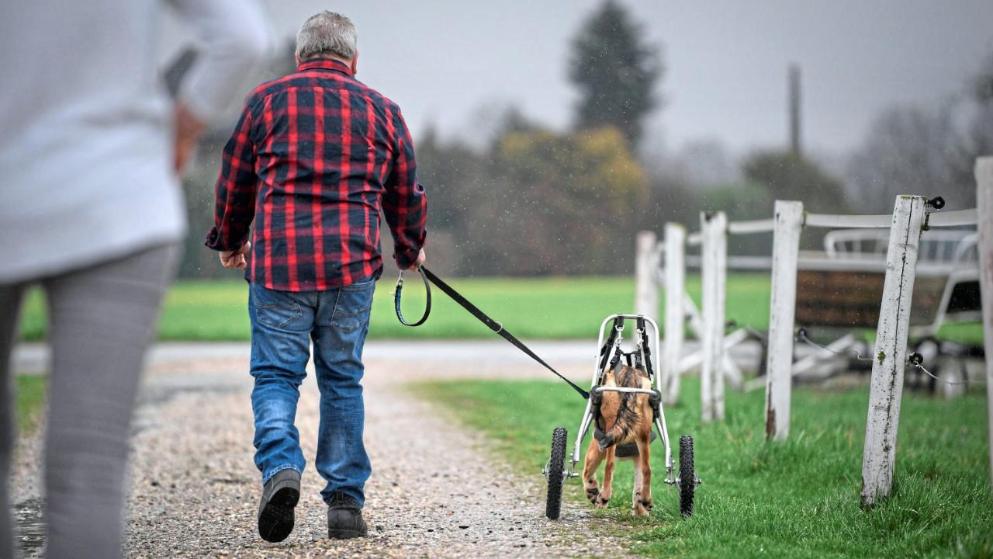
406;248;426;271
220;241;251;269
174;102;206;173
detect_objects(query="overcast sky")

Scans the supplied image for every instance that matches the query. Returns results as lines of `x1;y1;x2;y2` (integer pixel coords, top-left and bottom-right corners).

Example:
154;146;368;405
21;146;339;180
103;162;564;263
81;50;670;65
165;0;993;158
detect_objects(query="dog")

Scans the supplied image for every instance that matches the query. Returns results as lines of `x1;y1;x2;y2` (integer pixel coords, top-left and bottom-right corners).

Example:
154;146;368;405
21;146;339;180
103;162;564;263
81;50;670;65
582;363;655;516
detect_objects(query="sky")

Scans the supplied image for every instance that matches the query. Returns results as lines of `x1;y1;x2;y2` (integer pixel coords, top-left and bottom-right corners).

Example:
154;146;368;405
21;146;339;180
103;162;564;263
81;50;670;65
163;0;993;159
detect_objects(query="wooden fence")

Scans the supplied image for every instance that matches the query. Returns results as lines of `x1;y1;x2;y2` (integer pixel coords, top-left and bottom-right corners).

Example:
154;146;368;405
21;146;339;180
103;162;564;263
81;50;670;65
634;156;993;503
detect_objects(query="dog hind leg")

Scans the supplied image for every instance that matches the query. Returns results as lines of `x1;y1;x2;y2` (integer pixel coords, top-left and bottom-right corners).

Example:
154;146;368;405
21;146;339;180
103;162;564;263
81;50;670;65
582;439;605;505
631;459;642;513
597;446;616;508
633;433;653;517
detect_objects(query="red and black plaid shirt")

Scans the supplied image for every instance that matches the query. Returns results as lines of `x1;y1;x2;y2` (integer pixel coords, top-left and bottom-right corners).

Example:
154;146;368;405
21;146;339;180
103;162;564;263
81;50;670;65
205;58;427;291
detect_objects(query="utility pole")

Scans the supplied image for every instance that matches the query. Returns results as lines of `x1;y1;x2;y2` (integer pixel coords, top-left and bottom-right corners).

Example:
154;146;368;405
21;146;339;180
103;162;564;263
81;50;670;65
788;64;802;156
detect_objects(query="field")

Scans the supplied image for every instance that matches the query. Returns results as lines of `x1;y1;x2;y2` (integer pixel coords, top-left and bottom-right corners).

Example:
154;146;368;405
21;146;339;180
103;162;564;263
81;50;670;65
16;275;983;344
413;378;993;558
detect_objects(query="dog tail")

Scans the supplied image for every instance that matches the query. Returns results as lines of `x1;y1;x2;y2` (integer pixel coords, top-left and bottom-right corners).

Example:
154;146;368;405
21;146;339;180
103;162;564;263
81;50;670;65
595;402;641;450
595;365;647;450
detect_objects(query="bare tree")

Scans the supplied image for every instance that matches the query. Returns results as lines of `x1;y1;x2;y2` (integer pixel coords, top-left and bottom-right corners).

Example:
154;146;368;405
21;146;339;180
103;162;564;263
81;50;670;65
846;104;966;212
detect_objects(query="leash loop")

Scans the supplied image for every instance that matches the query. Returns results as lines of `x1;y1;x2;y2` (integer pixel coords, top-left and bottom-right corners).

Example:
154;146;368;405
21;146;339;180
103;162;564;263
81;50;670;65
394;267;431;327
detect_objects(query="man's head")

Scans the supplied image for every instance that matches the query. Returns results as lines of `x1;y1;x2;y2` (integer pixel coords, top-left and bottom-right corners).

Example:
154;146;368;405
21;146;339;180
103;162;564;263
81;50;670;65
295;11;358;72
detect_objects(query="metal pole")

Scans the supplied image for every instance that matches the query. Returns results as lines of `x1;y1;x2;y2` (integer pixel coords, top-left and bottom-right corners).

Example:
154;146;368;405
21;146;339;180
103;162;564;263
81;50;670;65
788;64;802;156
860;195;927;507
662;223;686;404
765;201;803;440
974;157;993;489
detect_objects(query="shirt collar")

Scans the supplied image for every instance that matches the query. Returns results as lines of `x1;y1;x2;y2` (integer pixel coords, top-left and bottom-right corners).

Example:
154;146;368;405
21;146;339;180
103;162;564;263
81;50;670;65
297;58;354;76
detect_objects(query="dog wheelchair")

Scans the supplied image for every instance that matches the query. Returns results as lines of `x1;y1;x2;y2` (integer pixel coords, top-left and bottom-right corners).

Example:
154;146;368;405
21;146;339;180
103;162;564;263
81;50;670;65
543;314;698;520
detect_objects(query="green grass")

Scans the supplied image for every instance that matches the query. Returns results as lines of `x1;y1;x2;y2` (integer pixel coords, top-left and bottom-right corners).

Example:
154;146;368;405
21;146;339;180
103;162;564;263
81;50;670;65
412;378;993;558
17;274;983;344
15;375;47;433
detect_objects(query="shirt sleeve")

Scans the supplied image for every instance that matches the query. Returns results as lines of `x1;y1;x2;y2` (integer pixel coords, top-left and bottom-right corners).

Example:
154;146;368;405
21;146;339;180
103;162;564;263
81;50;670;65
205;105;257;251
383;105;428;268
166;0;271;122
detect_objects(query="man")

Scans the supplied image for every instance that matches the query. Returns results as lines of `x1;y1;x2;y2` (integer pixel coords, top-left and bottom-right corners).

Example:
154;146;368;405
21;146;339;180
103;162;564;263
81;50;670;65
206;11;427;542
0;1;268;557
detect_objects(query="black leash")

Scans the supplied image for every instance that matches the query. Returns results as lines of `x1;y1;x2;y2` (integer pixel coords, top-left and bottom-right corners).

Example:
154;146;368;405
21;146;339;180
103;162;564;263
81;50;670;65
395;266;589;400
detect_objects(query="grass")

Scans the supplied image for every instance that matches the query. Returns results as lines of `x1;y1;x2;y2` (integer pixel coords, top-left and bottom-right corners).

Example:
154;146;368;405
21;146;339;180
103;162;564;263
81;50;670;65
15;275;706;342
15;375;47;434
17;274;983;344
412;377;993;558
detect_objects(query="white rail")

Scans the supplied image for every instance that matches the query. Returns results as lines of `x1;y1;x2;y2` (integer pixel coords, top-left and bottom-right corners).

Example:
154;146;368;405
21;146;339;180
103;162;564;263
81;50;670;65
929;208;979;227
728;218;775;235
804;212;891;229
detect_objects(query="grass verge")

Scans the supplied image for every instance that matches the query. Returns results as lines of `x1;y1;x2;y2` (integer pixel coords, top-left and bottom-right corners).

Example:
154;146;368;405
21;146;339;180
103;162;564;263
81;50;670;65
18;275;983;343
412;377;993;558
15;375;47;434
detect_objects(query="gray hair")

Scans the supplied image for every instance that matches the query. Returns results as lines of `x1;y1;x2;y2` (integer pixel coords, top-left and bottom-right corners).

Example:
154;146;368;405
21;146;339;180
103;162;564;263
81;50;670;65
295;11;357;62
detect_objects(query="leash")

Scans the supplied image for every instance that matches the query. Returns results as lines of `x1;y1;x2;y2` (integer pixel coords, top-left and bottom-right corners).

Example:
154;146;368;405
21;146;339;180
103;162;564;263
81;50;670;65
395;266;590;400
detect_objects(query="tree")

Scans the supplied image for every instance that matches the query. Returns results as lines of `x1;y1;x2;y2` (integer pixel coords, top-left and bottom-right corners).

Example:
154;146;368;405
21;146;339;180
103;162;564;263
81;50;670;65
463;125;649;275
846;50;993;216
846;105;965;213
744;151;849;214
568;0;662;150
950;50;993;190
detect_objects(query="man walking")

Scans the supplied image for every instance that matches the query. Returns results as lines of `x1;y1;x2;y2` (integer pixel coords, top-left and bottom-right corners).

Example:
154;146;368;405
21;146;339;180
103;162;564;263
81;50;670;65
206;11;427;542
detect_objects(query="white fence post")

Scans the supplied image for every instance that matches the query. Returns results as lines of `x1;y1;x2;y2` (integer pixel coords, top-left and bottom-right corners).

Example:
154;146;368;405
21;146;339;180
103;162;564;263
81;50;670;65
662;223;686;404
635;231;660;321
701;211;727;422
975;157;993;489
765;201;803;441
860;195;927;507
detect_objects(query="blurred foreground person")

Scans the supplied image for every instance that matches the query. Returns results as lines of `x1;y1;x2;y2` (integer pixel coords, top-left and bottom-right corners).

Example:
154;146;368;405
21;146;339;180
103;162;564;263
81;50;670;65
207;11;427;542
0;1;268;556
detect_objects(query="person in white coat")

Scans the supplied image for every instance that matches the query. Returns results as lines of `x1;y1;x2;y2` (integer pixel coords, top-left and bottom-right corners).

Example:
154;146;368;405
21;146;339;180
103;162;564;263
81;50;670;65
0;1;270;556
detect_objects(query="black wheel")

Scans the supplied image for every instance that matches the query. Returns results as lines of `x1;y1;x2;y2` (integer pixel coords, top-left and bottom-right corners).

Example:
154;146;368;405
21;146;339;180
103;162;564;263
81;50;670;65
679;435;695;517
545;427;567;520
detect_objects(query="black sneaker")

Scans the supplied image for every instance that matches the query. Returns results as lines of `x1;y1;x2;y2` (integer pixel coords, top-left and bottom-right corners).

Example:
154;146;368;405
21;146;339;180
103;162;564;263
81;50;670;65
327;491;368;539
258;469;301;543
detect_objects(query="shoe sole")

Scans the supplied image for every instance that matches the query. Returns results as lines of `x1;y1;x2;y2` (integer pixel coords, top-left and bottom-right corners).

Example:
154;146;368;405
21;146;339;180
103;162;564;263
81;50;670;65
328;528;367;540
258;486;300;543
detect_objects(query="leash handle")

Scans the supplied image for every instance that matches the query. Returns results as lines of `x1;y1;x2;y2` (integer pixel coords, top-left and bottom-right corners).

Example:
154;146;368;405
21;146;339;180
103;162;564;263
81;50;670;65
394;267;431;327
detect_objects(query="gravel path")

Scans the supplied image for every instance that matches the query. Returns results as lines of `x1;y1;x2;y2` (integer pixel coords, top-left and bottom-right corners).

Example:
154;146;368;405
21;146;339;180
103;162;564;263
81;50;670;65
11;343;639;558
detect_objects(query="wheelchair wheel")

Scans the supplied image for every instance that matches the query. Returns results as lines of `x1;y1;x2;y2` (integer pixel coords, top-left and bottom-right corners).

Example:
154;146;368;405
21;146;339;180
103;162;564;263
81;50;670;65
545;427;567;520
679;435;695;517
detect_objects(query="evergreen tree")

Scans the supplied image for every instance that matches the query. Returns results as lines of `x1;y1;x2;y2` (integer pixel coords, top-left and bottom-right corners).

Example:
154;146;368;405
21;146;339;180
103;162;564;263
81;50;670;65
568;0;662;149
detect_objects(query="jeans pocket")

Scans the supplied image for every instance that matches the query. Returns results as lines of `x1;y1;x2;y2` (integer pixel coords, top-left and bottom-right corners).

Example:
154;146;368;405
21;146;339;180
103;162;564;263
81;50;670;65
332;280;375;333
252;286;307;331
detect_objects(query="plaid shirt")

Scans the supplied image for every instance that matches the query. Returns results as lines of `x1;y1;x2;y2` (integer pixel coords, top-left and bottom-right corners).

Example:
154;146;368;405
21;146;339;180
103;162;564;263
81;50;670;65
205;58;427;291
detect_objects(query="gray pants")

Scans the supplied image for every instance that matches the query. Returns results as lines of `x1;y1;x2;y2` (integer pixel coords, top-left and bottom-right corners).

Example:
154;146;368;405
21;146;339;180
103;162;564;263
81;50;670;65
0;244;178;558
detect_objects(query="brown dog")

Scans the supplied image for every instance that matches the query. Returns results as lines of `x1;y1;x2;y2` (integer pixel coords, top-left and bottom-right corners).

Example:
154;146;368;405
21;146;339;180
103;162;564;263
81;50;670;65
582;364;655;516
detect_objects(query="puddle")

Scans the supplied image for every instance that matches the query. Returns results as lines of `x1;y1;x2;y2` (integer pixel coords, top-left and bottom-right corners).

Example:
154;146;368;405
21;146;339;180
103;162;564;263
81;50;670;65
14;497;44;557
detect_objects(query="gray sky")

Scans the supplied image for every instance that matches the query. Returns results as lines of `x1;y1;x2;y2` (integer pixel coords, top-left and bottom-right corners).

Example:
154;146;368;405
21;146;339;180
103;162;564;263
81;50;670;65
165;0;993;157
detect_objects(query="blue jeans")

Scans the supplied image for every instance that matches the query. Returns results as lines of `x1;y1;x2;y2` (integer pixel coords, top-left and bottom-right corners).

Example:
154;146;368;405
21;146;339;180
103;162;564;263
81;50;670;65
248;279;375;506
